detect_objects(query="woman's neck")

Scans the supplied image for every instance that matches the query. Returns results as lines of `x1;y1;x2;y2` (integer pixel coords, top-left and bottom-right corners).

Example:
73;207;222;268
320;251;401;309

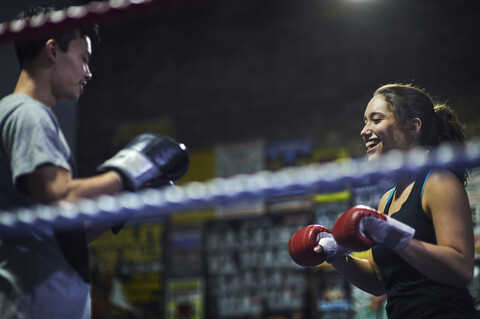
393;172;416;193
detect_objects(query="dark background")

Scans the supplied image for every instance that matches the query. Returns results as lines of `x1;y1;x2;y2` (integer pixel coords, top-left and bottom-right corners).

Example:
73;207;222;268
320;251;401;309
1;2;480;317
1;0;480;175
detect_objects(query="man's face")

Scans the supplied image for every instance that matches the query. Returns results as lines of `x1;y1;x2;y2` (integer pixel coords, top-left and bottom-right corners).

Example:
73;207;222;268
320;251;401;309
51;32;92;102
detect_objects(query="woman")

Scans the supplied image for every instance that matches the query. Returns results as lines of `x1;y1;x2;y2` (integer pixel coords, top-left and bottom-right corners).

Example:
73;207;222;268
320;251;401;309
343;84;477;318
290;83;478;318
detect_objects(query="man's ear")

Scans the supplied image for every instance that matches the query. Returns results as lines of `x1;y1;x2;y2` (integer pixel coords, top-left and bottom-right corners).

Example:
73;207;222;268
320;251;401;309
45;39;58;61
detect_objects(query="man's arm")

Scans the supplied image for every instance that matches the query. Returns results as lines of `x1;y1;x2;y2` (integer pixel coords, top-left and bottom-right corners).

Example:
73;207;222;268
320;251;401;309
20;164;123;203
18;133;189;242
19;164;123;243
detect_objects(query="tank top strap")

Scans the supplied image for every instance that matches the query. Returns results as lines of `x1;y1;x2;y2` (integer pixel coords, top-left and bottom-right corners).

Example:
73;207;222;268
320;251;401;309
383;188;396;215
383;170;433;215
421;170;433;197
407;170;432;205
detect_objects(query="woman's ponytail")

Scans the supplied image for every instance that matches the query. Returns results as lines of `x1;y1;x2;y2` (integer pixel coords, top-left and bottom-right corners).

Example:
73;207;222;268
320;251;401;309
433;104;468;184
433;104;466;145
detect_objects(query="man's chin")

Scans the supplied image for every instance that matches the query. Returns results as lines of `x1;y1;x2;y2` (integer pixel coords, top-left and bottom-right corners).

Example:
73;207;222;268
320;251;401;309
58;95;80;104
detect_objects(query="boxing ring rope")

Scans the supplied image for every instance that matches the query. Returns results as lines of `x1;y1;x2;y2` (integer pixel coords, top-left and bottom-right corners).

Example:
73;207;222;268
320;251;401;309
1;142;480;238
0;0;202;45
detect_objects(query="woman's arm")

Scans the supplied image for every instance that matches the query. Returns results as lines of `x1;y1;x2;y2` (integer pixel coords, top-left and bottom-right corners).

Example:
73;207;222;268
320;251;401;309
330;251;385;296
328;190;393;295
396;170;475;288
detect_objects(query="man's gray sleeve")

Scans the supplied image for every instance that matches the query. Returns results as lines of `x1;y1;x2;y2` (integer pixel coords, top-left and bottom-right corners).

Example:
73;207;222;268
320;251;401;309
4;104;71;193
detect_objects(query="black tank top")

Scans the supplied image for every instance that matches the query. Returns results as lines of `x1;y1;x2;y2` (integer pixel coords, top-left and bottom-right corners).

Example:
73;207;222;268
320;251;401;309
371;171;479;318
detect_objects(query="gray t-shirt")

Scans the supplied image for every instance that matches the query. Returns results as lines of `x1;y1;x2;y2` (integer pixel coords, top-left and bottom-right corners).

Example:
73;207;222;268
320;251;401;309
0;94;90;319
0;93;72;209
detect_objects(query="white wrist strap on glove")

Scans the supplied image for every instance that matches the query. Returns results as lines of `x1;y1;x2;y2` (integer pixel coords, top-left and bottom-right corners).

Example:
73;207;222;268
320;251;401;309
317;233;350;263
100;149;160;190
360;216;415;250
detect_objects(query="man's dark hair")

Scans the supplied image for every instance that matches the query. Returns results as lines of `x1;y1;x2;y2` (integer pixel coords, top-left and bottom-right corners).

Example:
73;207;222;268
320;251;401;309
14;4;99;68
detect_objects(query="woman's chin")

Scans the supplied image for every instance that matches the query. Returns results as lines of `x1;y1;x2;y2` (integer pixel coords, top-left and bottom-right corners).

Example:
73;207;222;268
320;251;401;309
366;151;380;161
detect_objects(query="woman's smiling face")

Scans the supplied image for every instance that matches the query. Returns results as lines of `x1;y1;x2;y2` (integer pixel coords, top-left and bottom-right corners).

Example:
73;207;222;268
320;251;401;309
360;94;409;160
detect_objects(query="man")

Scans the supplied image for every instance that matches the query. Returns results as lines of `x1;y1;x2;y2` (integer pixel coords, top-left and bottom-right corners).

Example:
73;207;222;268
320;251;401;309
0;4;188;318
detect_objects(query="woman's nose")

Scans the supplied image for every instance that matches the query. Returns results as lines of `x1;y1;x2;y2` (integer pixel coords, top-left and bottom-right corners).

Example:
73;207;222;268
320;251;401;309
360;124;370;137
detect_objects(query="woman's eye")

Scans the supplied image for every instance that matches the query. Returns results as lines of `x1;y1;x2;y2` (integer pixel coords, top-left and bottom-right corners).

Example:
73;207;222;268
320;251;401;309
373;118;381;124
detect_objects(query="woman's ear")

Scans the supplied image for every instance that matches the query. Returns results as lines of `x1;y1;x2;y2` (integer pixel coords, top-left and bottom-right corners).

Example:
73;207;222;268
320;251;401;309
410;117;422;136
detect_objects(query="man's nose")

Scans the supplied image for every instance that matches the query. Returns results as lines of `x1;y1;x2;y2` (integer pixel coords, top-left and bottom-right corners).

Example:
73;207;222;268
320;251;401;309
84;65;92;81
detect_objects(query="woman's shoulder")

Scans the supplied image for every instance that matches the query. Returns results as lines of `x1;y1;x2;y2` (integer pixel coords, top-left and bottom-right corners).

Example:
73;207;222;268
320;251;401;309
424;169;462;188
422;169;466;203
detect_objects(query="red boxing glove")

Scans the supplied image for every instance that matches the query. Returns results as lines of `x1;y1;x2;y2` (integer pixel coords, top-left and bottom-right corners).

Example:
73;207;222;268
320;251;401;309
332;205;415;251
288;225;330;267
288;225;350;267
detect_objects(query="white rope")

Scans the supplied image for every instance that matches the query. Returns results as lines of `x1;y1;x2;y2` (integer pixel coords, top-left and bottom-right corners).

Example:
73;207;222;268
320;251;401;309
1;141;479;237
